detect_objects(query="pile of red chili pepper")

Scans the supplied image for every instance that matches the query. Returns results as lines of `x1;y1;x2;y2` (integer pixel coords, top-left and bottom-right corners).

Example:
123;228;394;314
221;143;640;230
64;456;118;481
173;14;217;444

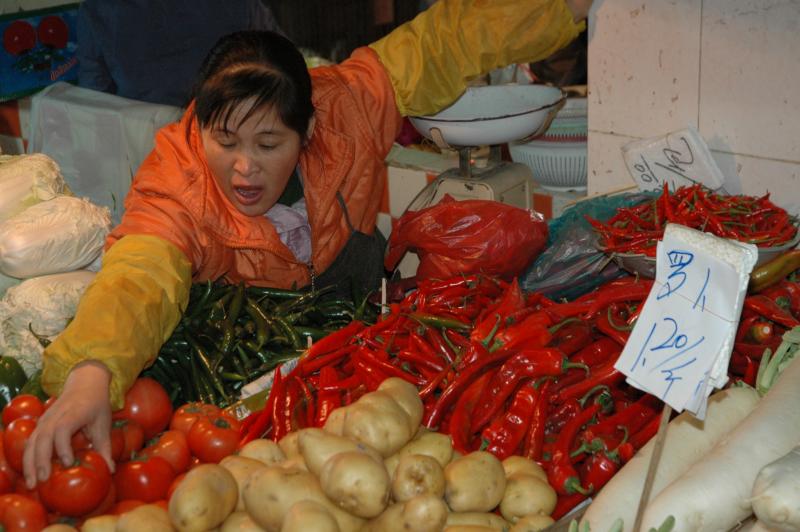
589;183;798;257
237;273;669;519
730;250;800;383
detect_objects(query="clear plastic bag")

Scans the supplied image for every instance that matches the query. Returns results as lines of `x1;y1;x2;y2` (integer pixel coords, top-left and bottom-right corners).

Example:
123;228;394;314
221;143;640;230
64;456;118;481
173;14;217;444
521;192;656;300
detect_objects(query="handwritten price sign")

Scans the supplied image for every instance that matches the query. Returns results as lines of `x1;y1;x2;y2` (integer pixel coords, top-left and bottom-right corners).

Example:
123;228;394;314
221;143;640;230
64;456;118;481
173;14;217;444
615;224;756;417
622;126;730;194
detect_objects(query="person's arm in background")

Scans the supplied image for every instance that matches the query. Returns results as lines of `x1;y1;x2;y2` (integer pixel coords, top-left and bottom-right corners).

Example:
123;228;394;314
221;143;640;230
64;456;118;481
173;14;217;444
23;234;191;487
75;0;116;94
369;0;589;117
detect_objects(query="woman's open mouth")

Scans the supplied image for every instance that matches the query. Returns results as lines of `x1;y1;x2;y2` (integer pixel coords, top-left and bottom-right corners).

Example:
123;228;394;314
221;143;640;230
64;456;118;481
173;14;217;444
233;186;264;206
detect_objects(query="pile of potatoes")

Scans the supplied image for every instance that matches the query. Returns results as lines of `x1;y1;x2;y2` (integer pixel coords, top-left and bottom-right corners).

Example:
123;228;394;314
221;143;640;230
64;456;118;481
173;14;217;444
75;377;558;532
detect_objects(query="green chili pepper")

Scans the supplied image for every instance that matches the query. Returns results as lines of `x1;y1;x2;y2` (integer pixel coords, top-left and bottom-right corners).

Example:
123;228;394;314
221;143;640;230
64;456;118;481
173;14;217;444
0;356;28;410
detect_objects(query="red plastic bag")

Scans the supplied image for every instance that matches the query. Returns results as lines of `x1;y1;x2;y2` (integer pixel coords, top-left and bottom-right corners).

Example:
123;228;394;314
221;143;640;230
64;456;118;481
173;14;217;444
385;196;548;281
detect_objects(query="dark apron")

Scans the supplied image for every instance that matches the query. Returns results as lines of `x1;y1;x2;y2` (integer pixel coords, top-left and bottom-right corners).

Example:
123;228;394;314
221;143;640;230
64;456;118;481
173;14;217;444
309;192;387;299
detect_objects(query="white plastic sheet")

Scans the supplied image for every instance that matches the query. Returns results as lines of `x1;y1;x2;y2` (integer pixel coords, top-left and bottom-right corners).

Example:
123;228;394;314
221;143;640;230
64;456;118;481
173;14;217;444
27;82;183;223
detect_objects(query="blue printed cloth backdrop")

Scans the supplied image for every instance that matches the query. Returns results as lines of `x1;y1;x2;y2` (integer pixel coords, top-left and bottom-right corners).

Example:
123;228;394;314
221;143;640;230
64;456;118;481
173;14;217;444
0;4;79;101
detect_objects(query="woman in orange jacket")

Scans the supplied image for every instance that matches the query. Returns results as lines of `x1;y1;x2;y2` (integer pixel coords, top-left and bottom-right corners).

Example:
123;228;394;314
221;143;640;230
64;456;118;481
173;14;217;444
23;0;592;487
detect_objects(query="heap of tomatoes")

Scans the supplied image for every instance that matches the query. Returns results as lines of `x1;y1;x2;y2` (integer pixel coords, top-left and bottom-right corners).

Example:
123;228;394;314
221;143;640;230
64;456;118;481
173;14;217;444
0;377;242;530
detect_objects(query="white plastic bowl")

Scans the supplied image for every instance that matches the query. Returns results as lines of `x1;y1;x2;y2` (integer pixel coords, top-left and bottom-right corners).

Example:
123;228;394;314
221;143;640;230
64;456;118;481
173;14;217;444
508;140;587;190
408;85;565;148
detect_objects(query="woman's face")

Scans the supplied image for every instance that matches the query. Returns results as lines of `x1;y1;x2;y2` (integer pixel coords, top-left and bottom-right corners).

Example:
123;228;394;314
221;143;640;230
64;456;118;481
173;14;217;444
201;99;304;217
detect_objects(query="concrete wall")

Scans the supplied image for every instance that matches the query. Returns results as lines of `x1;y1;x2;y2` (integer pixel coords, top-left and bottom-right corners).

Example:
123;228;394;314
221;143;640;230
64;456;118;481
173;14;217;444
587;0;800;214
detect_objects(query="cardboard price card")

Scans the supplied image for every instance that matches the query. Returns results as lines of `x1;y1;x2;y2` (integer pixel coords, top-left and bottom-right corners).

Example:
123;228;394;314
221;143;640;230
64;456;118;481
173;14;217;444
615;224;757;418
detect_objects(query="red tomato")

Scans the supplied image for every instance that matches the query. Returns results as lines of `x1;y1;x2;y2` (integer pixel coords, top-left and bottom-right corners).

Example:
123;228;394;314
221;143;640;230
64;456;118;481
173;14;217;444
80;482;116;521
110;419;145;463
2;394;44;427
70;430;93;452
0;493;48;532
166;471;186;500
0;430;19;488
169;402;221;435
187;415;241;464
140;429;190;474
113;378;173;440
37;450;112;517
2;20;36;56
0;469;12;495
42;396;57;411
113;455;175;503
3;418;36;474
36;15;68;49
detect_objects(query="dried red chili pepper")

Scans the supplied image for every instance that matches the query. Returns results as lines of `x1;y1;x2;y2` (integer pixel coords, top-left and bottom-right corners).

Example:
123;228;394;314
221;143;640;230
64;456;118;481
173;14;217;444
523;380;551;462
548;320;594;356
551;493;589;520
583;280;654;319
778;280;800;317
570;337;621;367
734;340;781;358
490;314;553;353
423;326;457;365
470;348;584;432
481;381;539;459
271;368;292;441
595;306;632;346
546;398;581;435
396;349;445;373
298;344;357;376
315;366;341;427
582;394;661;444
547;403;600;496
551;360;625;405
470;278;525;343
425;348;513;429
355;347;424;387
744;294;800;328
628;412;661;450
448;372;495;454
580;449;620;494
302;320;363;361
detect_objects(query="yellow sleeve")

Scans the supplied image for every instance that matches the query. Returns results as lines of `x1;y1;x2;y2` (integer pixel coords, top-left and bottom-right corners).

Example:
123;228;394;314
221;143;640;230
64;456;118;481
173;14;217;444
41;234;192;410
369;0;584;117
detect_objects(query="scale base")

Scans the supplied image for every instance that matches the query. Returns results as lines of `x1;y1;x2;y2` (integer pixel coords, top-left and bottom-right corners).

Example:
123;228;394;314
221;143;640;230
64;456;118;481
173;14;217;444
427;161;534;210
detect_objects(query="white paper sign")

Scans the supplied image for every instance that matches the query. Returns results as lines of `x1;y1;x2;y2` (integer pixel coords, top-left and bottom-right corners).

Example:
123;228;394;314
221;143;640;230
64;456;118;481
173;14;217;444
622;126;728;194
615;224;756;417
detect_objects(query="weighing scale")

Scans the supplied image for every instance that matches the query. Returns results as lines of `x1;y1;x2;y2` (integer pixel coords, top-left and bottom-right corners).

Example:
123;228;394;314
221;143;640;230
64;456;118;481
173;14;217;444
406;84;565;212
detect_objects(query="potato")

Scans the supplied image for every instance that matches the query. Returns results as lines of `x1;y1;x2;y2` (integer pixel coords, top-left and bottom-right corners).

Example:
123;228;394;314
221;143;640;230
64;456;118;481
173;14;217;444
41;526;79;532
221;511;266;532
392;454;446;502
342;392;415;456
445;452;506;513
279;455;309;471
377;377;424;431
385;430;454;478
501;456;547;483
443;527;497;532
499;473;557;522
239;438;287;465
446;512;511;530
509;514;555;532
298;427;382;476
319;451;391;518
277;430;303;458
117;504;174;532
169;464;238;532
243;465;364;532
323;406;348;435
81;515;119;532
362;494;448;532
220;455;267;511
280;500;340;532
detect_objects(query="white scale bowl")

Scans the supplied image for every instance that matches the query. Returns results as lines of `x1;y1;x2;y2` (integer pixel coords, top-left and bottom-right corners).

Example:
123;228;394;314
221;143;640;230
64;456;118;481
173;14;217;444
408;85;565;148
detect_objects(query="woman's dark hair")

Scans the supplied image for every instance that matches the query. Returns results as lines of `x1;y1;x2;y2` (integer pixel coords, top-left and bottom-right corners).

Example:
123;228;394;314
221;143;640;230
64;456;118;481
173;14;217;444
192;30;314;141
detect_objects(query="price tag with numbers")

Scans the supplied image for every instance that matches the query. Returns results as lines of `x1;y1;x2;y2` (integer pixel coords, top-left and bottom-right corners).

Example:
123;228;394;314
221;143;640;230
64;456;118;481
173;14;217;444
615;224;757;417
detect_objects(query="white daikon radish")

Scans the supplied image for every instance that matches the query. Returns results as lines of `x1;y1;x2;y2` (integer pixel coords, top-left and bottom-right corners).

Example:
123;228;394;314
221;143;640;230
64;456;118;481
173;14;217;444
750;445;800;531
640;330;800;532
580;385;760;532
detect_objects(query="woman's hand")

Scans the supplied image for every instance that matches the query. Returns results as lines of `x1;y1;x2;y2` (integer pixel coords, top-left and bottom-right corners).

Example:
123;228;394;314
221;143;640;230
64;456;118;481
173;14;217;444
22;361;115;489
